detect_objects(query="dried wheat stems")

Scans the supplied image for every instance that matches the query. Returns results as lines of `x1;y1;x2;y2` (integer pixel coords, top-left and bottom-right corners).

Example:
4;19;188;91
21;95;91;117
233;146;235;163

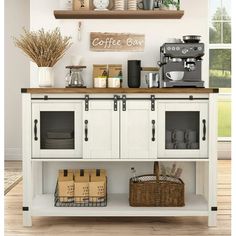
13;28;72;67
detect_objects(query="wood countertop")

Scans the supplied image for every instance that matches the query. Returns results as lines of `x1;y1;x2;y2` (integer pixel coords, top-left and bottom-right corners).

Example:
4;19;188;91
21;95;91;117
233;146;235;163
21;88;219;94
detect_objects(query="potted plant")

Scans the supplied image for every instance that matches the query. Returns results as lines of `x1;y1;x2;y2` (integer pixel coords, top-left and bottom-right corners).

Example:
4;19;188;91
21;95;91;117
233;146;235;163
161;0;180;10
14;28;72;87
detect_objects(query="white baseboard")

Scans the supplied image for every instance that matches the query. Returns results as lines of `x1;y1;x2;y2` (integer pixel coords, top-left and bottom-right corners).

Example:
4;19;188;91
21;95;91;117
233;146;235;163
5;148;22;160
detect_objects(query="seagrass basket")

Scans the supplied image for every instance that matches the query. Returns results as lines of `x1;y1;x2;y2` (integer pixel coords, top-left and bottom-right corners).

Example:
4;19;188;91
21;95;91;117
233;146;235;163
129;162;185;207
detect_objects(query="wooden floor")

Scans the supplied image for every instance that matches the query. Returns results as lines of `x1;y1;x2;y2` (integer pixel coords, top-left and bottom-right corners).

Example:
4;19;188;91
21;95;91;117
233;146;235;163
4;160;231;236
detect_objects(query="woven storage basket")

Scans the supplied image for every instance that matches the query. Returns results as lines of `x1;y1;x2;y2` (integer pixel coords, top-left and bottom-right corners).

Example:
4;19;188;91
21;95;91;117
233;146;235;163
129;162;185;207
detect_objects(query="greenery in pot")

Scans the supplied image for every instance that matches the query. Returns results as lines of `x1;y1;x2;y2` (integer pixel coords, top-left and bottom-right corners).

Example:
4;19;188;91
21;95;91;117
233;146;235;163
13;27;72;67
162;0;180;10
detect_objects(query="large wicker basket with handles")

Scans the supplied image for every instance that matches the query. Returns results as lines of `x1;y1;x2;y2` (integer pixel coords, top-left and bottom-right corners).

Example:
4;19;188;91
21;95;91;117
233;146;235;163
129;162;185;207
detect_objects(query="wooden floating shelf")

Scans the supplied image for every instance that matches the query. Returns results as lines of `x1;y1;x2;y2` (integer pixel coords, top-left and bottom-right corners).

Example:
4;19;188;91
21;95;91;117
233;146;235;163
54;10;184;19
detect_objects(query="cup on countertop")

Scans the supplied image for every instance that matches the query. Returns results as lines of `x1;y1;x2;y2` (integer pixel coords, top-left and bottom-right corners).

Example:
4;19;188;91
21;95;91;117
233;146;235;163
94;77;107;88
108;77;120;88
172;129;185;143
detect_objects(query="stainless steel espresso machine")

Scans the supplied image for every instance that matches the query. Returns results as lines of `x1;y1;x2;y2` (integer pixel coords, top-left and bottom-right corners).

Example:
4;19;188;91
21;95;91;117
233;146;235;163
158;36;205;87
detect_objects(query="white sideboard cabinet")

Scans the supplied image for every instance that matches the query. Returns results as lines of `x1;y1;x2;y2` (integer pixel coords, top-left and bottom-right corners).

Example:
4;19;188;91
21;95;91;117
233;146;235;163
22;88;218;227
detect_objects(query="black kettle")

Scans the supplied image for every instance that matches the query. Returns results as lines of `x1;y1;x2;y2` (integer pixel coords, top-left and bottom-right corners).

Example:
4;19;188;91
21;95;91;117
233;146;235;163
128;60;142;88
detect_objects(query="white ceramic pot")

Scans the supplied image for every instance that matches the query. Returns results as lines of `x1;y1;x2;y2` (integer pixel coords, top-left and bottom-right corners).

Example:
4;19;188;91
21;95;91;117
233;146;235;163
38;67;54;87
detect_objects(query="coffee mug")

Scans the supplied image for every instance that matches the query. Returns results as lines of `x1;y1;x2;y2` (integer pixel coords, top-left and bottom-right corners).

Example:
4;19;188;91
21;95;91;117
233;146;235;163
185;129;197;143
172;129;185;142
176;142;187;149
145;73;159;88
138;0;155;10
108;77;120;88
166;71;184;81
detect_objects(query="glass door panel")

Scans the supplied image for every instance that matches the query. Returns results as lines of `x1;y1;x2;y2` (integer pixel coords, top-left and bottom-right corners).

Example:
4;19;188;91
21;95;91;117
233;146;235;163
40;111;75;150
166;111;200;150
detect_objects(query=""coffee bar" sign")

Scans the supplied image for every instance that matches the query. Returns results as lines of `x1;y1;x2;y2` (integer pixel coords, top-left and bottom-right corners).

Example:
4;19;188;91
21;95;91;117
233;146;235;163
90;32;145;52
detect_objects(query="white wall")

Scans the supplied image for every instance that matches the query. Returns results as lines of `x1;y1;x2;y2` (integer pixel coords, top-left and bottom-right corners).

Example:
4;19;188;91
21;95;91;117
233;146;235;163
30;0;209;88
4;0;30;160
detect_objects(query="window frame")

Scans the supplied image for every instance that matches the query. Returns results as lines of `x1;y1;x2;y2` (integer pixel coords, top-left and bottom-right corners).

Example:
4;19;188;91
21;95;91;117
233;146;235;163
209;0;231;142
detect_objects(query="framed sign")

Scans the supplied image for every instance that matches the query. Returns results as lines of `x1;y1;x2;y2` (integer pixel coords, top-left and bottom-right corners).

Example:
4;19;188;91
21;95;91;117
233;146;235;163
90;32;145;52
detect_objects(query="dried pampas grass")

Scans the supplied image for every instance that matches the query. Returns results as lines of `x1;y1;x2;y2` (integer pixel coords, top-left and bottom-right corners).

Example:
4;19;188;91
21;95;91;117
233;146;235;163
14;28;72;67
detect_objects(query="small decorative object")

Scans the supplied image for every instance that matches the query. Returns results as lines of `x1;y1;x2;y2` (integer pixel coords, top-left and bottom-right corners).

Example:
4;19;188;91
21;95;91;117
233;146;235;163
93;0;110;10
114;0;125;10
127;0;137;10
14;28;72;87
73;0;90;10
161;0;180;10
78;21;82;41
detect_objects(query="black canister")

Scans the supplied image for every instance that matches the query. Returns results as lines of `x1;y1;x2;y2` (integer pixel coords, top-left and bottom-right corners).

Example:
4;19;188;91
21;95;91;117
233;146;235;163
128;60;141;88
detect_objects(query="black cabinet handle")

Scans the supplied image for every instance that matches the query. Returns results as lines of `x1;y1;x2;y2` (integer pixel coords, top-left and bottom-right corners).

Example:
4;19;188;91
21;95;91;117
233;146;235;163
34;119;38;141
152;120;155;142
84;120;88;141
202;119;206;141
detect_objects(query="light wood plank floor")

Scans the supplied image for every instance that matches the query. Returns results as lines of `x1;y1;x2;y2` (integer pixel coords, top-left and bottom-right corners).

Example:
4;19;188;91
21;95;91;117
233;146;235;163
4;160;231;236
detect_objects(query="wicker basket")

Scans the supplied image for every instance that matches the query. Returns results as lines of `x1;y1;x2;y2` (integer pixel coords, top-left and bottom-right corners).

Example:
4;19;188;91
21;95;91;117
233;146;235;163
129;162;185;207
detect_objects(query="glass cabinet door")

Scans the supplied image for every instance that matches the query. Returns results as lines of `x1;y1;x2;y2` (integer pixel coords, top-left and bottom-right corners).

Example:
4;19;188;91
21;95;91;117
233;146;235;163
32;102;82;158
157;101;208;158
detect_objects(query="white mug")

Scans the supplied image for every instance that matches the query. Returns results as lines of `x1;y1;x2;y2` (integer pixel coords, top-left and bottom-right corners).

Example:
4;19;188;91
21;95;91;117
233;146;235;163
108;77;120;88
166;71;184;81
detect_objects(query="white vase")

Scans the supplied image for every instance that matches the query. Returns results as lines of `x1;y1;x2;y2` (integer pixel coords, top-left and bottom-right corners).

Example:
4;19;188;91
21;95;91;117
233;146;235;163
38;67;54;87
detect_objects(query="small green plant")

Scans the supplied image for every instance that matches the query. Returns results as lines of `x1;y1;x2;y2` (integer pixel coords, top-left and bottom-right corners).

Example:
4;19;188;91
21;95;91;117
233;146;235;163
162;0;180;10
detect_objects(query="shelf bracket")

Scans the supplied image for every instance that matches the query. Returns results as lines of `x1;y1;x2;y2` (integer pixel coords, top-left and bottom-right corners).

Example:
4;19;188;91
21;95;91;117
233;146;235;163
85;95;89;111
151;95;155;111
114;95;118;111
122;95;126;111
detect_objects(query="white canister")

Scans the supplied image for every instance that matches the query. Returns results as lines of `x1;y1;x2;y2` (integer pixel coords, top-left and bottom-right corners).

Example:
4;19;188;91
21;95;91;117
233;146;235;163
38;67;54;87
94;77;107;88
108;77;120;88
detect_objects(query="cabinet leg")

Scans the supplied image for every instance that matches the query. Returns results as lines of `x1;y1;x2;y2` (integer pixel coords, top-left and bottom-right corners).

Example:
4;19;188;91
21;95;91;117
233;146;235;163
23;212;32;227
208;212;217;227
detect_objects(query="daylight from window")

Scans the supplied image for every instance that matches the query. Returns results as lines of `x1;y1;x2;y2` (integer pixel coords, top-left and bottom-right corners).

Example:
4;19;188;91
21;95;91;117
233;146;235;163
209;0;231;138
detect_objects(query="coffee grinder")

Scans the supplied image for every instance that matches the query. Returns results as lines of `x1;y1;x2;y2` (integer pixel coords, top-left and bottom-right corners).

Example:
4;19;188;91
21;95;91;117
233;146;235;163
158;41;205;87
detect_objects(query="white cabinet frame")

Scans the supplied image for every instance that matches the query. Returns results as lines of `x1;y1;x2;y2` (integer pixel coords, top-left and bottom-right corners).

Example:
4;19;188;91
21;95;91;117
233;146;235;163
157;100;209;158
32;102;83;158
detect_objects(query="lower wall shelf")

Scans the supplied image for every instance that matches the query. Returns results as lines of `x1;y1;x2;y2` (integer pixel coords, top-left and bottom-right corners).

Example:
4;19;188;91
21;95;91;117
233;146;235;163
31;193;208;217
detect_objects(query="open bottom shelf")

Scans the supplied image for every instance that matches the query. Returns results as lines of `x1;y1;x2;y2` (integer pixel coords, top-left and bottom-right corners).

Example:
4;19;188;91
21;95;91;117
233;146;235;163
32;193;208;217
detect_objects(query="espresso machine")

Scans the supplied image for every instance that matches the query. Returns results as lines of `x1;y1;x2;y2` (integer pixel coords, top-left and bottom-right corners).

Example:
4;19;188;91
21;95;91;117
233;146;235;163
158;40;205;87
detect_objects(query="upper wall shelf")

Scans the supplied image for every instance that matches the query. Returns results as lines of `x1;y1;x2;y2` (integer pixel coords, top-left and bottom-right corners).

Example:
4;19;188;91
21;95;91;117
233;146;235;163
54;10;184;19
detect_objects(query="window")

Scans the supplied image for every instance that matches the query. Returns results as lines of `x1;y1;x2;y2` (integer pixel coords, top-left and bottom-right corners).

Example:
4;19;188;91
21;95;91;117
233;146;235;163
209;0;231;139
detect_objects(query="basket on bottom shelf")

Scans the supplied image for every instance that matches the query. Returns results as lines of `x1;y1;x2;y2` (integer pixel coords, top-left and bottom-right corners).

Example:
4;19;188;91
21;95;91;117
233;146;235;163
129;162;185;207
54;169;107;207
